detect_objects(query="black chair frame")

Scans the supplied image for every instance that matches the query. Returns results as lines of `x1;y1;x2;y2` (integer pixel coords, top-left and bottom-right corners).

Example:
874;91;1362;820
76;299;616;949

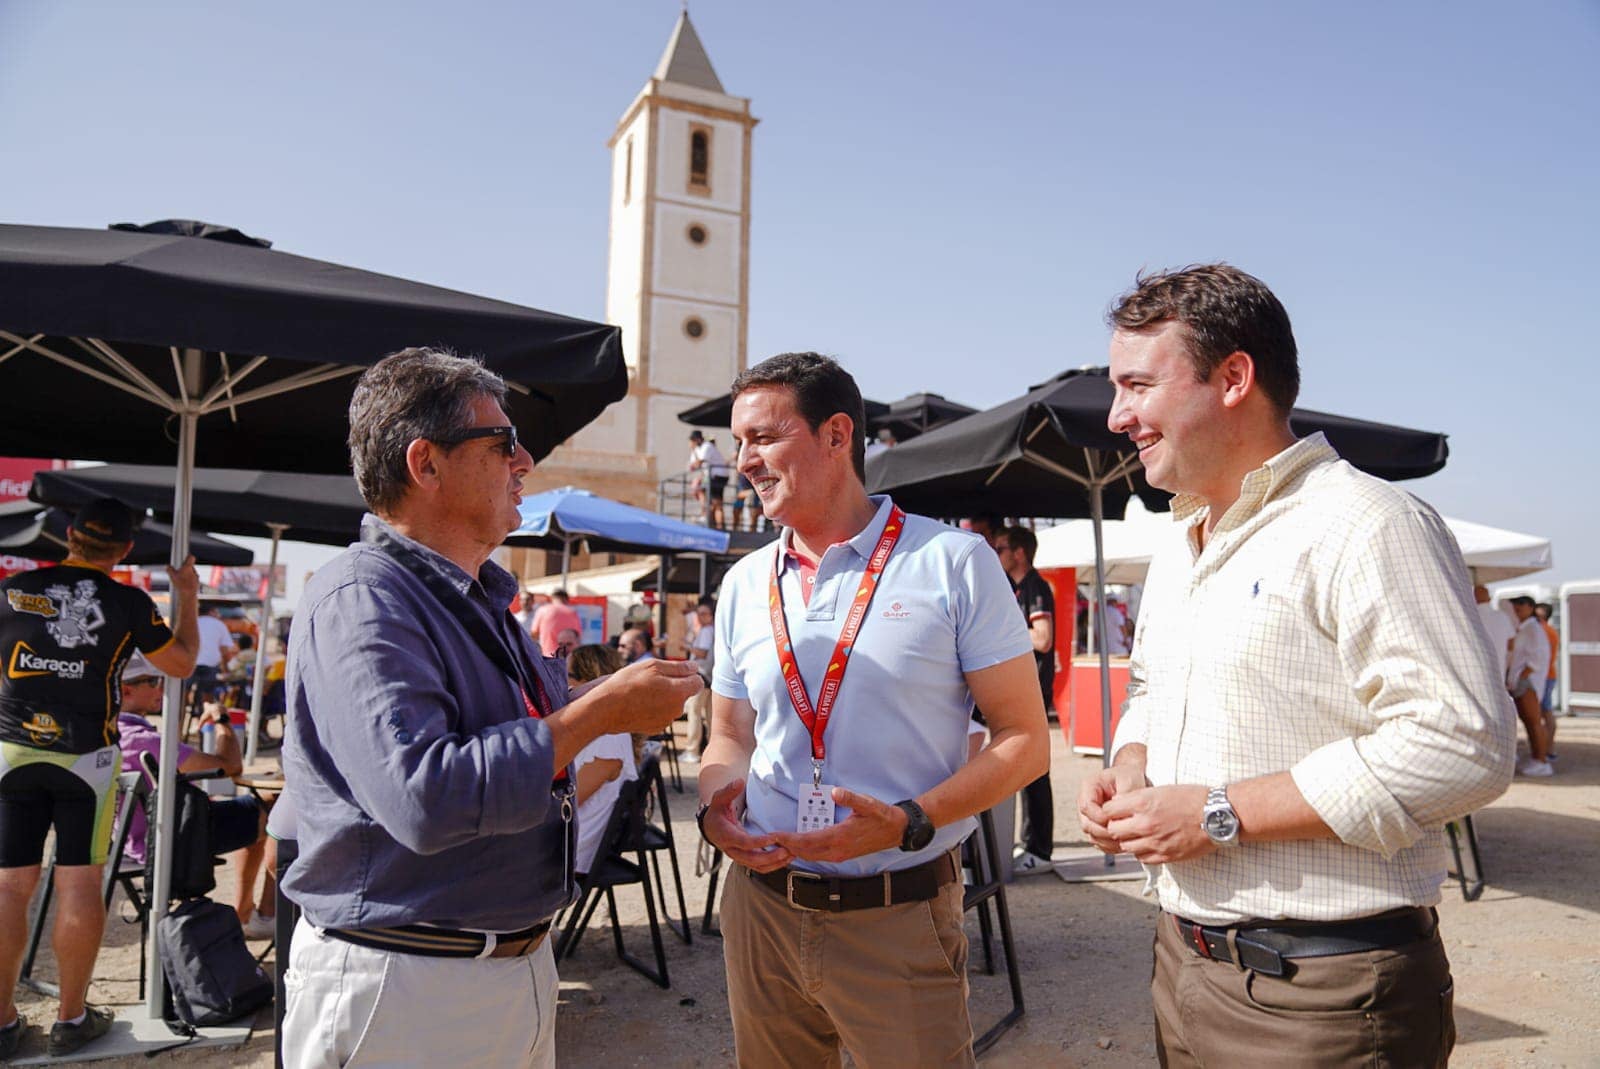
554;777;671;988
962;807;1025;1055
1445;814;1486;902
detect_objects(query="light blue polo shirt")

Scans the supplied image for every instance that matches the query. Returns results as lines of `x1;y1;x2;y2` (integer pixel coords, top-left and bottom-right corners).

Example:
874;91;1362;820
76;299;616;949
713;495;1030;876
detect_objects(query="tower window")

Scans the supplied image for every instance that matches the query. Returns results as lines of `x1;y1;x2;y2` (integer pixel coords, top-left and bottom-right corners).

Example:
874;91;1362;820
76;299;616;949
689;126;711;194
687;223;708;246
684;317;706;339
623;137;634;206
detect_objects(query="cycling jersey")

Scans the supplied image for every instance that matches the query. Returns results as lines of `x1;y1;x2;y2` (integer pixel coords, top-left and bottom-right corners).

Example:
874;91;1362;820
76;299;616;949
0;564;174;754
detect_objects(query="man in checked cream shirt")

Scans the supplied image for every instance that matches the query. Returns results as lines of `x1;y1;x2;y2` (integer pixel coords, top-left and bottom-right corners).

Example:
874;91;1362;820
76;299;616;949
1078;265;1514;1068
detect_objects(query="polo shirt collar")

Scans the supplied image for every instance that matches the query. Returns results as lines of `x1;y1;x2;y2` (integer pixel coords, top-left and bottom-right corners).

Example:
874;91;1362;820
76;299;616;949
775;494;896;576
1169;433;1337;528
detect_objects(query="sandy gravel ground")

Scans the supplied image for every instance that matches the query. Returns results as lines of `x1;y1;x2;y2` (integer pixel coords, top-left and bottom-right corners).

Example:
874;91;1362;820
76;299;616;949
13;716;1599;1067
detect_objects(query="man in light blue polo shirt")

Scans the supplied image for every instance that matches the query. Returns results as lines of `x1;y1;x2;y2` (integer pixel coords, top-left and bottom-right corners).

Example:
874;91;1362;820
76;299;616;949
697;352;1050;1069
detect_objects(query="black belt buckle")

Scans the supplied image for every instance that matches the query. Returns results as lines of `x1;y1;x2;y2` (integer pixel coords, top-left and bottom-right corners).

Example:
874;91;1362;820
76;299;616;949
1232;933;1289;977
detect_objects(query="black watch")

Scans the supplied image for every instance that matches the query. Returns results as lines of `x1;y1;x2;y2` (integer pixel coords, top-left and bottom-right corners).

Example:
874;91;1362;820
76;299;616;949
695;801;712;842
894;800;934;852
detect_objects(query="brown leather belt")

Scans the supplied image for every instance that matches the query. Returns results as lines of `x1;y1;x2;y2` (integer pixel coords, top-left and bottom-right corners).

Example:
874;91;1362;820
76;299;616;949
323;920;552;959
749;850;959;912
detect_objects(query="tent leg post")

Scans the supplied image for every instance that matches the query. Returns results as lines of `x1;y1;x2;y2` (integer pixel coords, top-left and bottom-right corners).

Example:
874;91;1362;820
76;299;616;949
245;523;287;765
1090;484;1117;871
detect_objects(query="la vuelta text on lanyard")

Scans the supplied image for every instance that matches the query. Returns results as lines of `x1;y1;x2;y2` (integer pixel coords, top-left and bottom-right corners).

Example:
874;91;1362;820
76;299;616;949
768;506;906;786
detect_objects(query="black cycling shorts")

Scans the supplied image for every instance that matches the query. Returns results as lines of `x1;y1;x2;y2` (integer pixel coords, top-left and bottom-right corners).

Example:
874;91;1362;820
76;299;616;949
0;744;119;867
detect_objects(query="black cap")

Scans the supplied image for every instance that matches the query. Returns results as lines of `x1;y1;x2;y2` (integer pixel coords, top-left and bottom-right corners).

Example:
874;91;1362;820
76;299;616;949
71;497;138;543
688;429;704;442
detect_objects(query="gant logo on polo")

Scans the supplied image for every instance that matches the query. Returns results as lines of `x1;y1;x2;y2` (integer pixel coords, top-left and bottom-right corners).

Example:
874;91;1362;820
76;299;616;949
881;601;911;620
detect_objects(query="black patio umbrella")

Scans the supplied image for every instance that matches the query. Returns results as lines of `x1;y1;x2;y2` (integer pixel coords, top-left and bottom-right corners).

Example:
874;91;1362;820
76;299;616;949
0;221;627;472
868;392;978;442
0;501;254;566
677;391;892;429
0;219;627;1012
866;365;1449;872
29;464;368;548
867;367;1448;520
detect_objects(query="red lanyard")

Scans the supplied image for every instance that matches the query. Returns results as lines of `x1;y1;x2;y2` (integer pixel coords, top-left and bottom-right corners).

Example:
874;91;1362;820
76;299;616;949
519;671;570;785
768;506;906;785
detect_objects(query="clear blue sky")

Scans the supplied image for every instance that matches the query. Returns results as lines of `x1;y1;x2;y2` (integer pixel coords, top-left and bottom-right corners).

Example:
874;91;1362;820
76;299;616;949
4;1;1597;589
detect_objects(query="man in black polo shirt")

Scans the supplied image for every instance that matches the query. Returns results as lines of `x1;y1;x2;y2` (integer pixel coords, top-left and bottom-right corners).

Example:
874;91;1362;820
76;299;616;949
0;499;199;1057
995;525;1057;875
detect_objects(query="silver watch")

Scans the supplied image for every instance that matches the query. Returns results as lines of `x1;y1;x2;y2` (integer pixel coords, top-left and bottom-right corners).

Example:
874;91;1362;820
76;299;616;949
1200;786;1240;847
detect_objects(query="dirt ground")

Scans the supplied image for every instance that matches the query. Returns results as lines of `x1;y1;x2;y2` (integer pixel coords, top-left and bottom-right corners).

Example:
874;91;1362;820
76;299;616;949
13;716;1600;1067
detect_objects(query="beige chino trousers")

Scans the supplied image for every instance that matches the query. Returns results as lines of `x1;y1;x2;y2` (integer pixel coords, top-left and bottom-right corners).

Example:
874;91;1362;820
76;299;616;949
721;860;976;1069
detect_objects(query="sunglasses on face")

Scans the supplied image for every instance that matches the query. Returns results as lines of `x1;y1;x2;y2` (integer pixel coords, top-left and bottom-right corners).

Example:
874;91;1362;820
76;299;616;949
437;424;519;458
126;677;163;689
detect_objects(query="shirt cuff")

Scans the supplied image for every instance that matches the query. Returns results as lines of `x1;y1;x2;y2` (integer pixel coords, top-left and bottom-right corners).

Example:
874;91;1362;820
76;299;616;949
1290;738;1421;859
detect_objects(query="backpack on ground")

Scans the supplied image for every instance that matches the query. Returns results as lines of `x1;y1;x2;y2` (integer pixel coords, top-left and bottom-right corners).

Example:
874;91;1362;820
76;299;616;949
157;897;274;1029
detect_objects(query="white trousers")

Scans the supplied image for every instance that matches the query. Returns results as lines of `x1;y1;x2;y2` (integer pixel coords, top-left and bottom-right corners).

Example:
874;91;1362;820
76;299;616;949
681;681;713;755
281;918;558;1069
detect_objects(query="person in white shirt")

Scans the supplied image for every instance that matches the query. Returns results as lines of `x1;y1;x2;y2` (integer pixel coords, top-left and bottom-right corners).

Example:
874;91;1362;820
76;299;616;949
1079;264;1512;1068
1474;585;1516;681
680;598;716;763
1506;595;1553;776
687;430;731;529
565;645;640;875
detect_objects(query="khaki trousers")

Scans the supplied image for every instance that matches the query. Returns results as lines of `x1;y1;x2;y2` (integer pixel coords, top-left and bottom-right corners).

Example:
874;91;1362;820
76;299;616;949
722;862;975;1069
1152;911;1455;1069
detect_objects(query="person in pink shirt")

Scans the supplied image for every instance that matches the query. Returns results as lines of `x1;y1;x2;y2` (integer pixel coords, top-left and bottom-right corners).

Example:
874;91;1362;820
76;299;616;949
529;590;582;657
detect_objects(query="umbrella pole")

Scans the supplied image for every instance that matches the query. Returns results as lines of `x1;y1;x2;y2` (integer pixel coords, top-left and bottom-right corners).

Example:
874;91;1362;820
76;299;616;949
1090;482;1117;871
657;555;669;641
561;537;571;588
245;523;287;765
148;399;198;1017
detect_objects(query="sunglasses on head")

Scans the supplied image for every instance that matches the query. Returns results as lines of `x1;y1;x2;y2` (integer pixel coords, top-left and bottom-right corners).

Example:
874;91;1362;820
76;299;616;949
437;424;519;458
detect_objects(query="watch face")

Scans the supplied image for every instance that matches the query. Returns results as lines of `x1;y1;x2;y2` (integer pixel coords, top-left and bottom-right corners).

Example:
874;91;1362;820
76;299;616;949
1204;810;1239;840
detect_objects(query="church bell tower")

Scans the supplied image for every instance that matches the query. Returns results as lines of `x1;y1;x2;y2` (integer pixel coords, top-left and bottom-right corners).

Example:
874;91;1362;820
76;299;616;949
530;12;756;509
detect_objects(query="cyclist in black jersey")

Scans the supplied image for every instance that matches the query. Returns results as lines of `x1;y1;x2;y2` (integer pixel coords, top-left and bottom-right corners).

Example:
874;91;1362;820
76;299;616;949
0;498;198;1058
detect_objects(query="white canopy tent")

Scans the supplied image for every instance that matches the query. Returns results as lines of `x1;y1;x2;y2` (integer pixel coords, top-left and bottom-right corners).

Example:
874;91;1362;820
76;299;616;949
1036;499;1553;586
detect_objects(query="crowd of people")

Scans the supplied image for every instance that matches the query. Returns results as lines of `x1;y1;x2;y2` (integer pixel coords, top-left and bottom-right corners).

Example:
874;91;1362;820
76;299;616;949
0;263;1544;1067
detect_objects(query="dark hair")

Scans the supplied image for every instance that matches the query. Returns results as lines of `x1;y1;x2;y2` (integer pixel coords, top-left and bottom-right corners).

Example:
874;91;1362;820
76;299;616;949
347;347;509;514
552;589;569;601
730;352;867;481
1001;524;1037;563
567;643;624;684
65;529;127;565
1509;595;1536;608
237;634;255;651
1109;264;1300;413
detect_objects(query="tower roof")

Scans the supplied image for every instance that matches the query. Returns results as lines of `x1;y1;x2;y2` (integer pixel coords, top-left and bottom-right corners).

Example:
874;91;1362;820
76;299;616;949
653;11;725;93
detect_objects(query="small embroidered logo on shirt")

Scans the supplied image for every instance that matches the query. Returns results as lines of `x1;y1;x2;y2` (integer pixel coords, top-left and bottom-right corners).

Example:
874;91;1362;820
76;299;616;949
1251;580;1262;597
881;601;911;620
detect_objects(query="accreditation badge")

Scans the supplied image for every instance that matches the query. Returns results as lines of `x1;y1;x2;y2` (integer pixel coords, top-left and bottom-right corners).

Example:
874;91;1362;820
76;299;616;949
797;784;836;832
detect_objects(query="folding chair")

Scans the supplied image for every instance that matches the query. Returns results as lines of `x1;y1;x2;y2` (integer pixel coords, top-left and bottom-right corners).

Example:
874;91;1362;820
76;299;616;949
646;729;682;792
636;753;692;943
554;778;670;988
1445;814;1486;902
962;808;1025;1055
699;844;725;938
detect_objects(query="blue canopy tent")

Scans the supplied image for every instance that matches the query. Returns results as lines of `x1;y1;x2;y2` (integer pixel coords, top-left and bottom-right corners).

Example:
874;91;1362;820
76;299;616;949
509;488;731;639
508;486;729;586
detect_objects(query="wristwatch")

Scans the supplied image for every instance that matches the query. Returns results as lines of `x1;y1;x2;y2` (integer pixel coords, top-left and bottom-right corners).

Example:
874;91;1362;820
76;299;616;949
1200;787;1240;847
894;800;935;852
695;801;712;843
